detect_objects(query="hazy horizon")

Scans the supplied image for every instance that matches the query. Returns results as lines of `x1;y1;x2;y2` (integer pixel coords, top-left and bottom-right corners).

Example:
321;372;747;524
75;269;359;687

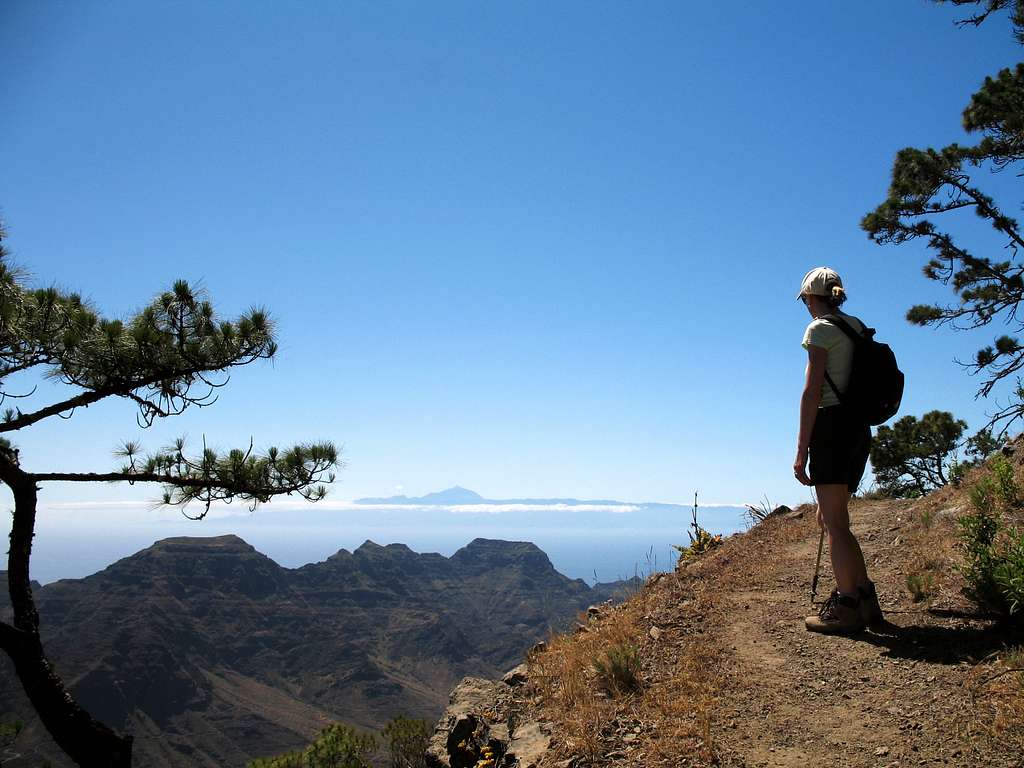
20;492;751;584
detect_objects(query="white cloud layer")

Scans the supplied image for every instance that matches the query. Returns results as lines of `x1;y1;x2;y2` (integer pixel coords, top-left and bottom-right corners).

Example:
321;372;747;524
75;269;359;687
39;499;750;517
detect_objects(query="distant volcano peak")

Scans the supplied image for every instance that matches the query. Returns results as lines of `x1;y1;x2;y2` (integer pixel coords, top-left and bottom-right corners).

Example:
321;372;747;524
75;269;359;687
355;486;484;505
420;486;484;503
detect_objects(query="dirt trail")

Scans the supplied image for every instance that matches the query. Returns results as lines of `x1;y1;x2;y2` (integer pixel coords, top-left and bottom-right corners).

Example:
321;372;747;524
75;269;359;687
435;495;1022;768
704;500;1019;767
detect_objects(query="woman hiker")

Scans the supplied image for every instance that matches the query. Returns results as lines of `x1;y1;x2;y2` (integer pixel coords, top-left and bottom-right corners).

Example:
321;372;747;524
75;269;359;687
793;266;884;634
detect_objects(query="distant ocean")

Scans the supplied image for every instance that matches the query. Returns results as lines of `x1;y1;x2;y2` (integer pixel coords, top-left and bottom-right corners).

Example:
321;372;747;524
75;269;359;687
19;498;752;585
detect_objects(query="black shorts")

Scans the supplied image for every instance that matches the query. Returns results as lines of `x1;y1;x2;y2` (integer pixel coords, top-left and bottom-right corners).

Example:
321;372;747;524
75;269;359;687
809;405;871;492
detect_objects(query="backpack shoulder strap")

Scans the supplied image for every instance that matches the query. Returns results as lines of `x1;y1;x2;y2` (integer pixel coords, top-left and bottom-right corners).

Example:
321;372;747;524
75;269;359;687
822;313;865;343
823;371;844;403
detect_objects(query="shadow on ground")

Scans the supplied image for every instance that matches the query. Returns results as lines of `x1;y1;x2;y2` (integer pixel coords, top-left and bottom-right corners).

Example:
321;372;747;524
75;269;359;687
853;619;1023;664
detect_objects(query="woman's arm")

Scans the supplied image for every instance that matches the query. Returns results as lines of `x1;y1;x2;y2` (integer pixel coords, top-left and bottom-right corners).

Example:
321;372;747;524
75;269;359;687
794;345;827;485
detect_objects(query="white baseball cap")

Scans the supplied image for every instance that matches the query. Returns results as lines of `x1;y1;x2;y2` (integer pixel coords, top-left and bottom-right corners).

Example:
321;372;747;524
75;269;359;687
797;267;843;300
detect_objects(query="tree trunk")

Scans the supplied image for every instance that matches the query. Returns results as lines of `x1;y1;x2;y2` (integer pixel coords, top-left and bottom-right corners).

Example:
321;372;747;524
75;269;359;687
0;450;133;767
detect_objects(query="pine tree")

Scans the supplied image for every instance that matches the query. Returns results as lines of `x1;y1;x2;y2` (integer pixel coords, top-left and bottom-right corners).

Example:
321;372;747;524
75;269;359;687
863;0;1024;432
869;410;967;496
0;224;339;767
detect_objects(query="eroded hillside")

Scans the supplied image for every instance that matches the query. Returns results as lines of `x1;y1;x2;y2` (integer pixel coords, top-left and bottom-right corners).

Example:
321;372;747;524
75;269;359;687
0;537;632;767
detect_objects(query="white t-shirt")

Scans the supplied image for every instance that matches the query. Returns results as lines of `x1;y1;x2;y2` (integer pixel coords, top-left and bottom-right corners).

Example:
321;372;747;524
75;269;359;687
801;312;865;408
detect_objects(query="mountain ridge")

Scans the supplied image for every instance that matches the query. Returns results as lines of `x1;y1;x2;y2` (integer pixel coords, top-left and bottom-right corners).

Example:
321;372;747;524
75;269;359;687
0;533;637;767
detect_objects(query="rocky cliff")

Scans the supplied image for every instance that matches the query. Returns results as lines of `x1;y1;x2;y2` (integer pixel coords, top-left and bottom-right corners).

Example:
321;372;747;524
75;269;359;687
0;536;633;767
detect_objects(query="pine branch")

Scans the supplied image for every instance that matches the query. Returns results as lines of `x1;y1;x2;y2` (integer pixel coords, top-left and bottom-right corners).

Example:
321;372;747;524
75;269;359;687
0;387;135;434
0;355;55;379
0;278;277;432
31;439;341;519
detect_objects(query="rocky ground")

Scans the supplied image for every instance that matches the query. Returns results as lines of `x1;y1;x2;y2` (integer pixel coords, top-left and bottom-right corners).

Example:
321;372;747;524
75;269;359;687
428;495;1024;768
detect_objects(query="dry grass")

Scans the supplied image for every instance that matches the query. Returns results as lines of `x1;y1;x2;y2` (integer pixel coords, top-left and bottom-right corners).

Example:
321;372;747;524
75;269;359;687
920;440;1024;527
901;516;950;603
525;572;723;767
702;510;807;594
526;597;645;762
592;643;641;696
967;645;1024;754
904;476;980;605
638;640;721;766
518;504;796;768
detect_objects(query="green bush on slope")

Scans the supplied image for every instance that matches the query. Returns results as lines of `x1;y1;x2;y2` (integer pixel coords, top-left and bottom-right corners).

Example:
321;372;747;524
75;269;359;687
248;723;376;768
960;457;1024;618
383;716;430;768
592;643;642;695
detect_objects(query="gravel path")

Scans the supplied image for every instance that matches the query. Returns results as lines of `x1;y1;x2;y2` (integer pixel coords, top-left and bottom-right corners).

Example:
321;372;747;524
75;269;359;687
706;500;1021;767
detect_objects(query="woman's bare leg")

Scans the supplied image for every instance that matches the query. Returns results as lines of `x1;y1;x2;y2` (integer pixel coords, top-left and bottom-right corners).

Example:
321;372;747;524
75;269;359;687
815;484;868;595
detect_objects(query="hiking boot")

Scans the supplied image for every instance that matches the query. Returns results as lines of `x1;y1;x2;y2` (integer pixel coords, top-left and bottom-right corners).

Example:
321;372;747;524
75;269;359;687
805;590;865;635
858;580;885;627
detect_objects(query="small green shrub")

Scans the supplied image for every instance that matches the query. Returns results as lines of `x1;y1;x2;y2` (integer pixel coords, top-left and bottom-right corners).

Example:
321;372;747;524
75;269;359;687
906;570;935;602
592;643;641;695
959;470;1024;619
249;723;376;768
993;528;1024;615
969;475;998;517
673;526;723;561
674;492;722;562
950;460;971;488
961;483;1006;612
383;716;430;768
991;455;1020;509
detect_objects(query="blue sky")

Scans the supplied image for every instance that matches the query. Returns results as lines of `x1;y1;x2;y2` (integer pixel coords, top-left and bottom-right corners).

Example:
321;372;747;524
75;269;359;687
1;0;1021;515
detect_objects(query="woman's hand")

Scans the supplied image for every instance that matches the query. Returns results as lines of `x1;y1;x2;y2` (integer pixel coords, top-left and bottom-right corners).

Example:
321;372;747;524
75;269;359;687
793;445;811;486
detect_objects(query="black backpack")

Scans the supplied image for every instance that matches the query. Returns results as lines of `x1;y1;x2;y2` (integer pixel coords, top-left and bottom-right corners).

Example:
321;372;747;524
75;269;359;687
822;314;904;426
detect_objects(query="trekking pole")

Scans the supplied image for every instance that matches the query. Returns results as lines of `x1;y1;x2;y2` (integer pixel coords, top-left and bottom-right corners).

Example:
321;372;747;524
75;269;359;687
810;525;824;603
